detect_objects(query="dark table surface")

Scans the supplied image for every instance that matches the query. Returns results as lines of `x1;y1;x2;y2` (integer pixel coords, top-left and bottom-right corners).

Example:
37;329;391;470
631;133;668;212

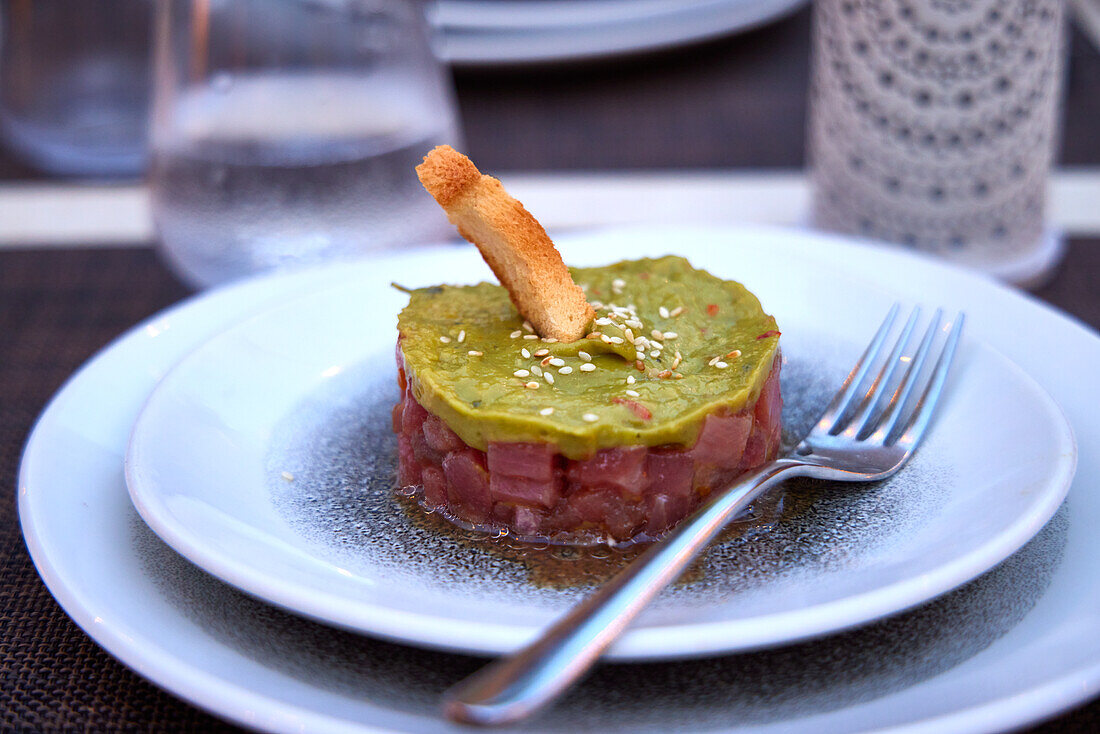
3;6;1099;732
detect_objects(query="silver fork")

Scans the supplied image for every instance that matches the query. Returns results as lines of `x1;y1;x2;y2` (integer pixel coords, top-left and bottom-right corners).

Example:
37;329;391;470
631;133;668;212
444;304;965;727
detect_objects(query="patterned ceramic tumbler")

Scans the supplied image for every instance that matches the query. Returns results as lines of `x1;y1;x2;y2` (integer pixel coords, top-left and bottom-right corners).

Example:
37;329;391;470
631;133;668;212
808;0;1067;286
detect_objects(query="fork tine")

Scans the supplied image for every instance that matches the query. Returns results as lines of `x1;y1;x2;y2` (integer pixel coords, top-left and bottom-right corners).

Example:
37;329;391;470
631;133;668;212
819;303;900;435
872;309;942;443
892;313;965;448
848;306;922;439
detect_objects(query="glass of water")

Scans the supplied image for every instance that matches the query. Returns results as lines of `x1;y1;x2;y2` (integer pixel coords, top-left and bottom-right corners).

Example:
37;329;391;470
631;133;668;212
150;0;462;287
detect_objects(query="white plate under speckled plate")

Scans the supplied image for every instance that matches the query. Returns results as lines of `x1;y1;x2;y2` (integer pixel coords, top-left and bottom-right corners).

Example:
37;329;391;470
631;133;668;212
123;228;1074;661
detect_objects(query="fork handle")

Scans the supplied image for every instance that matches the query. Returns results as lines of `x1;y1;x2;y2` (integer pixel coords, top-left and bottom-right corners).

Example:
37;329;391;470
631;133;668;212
442;457;807;726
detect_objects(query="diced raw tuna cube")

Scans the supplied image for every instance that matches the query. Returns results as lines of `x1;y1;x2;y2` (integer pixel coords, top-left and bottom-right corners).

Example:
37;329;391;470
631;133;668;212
646;451;695;501
421;466;447;508
566;446;647;494
490;473;562;509
644;492;693;537
397;434;421;487
402;395;429;434
689;412;752;469
422;414;465;453
513;506;546;536
569;487;646;541
391;402;405;434
487;442;556;481
443;450;492;523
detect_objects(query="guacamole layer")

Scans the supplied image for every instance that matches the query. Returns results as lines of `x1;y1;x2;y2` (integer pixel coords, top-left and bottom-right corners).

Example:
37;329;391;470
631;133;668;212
396;256;780;460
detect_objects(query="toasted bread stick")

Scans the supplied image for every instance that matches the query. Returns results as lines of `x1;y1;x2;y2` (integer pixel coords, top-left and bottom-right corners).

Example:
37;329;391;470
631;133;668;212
416;145;594;343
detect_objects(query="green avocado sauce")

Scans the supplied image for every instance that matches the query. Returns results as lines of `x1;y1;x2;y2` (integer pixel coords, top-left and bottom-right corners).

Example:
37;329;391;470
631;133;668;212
397;256;779;460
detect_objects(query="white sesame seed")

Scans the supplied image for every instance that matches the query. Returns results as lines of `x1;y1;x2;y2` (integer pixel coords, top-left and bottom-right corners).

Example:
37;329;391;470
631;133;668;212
595;317;613;326
650;350;661;358
540;407;554;416
523;321;534;332
582;413;599;422
670;306;685;317
590;301;604;309
634;336;649;349
612;278;626;289
624;328;635;342
281;471;294;481
636;351;646;361
558;366;573;375
549;357;565;367
625;389;640;397
514;369;530;377
531;364;543;376
659;306;670;319
663;331;678;340
524;334;539;340
533;348;550;357
626;319;643;329
510;330;522;339
601;335;613;344
651;329;664;340
457;330;466;343
651;340;663;350
715;361;729;369
521;348;531;358
468;350;483;356
525;381;540;389
542;337;558;343
579;363;596;372
544;372;555;384
578;351;592;361
439;336;451;343
708;356;720;366
608;336;624;344
626;375;636;384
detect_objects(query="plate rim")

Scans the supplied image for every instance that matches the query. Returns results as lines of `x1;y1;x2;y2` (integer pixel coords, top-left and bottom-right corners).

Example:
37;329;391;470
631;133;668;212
18;224;1100;733
123;231;1076;661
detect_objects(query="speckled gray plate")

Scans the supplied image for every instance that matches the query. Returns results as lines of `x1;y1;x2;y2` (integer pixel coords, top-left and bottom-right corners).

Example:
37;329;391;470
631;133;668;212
21;226;1099;733
123;227;1074;661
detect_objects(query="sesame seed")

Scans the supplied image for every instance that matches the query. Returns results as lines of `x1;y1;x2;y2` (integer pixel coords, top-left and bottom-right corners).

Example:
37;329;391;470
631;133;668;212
663;331;678;340
715;361;729;369
582;413;599;422
523;321;534;332
624;328;635;342
651;340;663;350
635;360;646;371
521;348;531;358
590;301;604;309
558;366;573;374
659;306;670;318
626;375;636;384
578;351;592;361
625;389;640;397
612;278;626;289
539;407;554;416
533;349;550;357
595;317;613;326
541;356;552;366
636;351;646;361
626;319;643;329
708;356;720;366
524;334;539;340
608;336;624;344
658;369;672;378
726;349;742;359
457;330;466;343
587;331;602;339
670;306;685;317
281;471;294;481
544;372;555;385
635;336;650;349
549;357;565;367
468;350;483;357
439;336;452;343
525;381;540;389
579;363;596;372
673;372;684;379
650;350;661;358
514;369;530;377
531;365;543;376
651;329;663;340
601;335;613;344
510;330;522;339
542;337;559;343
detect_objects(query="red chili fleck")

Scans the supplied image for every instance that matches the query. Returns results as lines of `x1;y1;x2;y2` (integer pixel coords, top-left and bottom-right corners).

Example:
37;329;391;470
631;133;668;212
756;329;782;340
612;397;652;420
706;304;719;316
